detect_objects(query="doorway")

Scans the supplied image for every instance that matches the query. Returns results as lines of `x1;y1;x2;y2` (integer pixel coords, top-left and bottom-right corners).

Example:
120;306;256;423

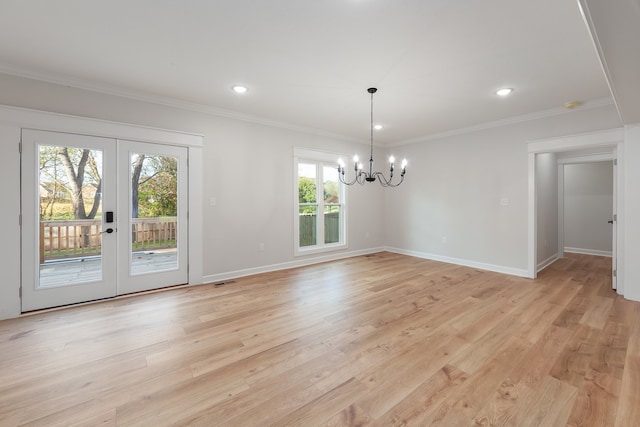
21;129;188;311
527;128;624;293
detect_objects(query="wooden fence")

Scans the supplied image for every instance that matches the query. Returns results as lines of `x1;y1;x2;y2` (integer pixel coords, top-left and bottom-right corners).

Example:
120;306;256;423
299;211;340;246
40;217;177;262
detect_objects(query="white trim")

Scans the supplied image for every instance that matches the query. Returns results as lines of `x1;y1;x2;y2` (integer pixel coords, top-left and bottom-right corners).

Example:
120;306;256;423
2;105;204;316
293;147;346;162
203;247;385;284
528;128;624;153
577;1;624;121
557;153;615;164
537;253;560;272
0;67;362;144
392;98;615;147
293;147;348;257
0;104;203;147
557;163;565;260
556;154;615;260
0;68;616;149
528;128;624;293
188;146;204;287
528;152;537;278
385;247;530;278
564;247;612;257
616;139;625;295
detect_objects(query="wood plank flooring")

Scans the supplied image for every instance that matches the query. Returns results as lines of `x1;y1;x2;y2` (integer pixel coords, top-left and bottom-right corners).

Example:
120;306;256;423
1;252;639;426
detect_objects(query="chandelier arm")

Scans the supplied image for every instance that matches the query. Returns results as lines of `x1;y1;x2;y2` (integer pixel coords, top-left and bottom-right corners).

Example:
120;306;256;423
339;167;367;186
371;171;405;187
338;173;359;186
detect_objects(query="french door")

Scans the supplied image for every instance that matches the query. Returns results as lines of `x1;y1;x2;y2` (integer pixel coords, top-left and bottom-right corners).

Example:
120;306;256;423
21;129;188;311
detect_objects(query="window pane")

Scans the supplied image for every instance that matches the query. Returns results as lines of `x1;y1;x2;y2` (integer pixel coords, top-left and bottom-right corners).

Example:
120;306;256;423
130;153;179;275
323;166;339;204
38;145;104;287
298;163;317;203
299;205;317;247
324;205;340;244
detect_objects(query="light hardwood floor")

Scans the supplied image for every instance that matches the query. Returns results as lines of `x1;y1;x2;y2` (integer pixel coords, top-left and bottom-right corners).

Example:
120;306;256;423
1;252;638;426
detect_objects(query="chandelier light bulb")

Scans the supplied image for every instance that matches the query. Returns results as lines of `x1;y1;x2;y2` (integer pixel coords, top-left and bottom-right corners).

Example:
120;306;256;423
389;155;395;164
401;159;408;169
353;154;359;163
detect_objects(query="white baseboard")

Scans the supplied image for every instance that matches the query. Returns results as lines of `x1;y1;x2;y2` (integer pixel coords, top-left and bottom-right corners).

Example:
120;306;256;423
384;247;530;278
202;245;534;286
537;253;560;272
202;247;386;284
564;247;612;257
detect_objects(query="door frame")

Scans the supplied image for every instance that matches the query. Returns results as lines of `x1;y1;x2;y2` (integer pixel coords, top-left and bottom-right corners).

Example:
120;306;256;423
6;105;204;314
557;155;618;289
527;128;624;293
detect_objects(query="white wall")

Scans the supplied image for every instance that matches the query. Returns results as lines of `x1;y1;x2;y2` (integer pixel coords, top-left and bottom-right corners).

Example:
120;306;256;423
384;105;621;276
0;73;387;319
536;153;559;268
624;124;640;301
0;124;22;319
563;162;613;255
0;72;634;319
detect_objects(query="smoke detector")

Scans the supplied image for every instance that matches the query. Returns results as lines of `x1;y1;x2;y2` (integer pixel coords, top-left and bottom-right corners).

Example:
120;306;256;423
563;101;582;109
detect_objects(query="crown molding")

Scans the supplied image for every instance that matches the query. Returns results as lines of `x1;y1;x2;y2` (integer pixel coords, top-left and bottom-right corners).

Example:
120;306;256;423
0;65;615;148
389;97;616;147
0;65;364;144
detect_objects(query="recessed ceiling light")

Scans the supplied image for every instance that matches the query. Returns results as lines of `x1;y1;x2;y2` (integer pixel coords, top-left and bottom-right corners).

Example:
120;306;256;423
496;88;513;96
374;124;383;130
232;85;248;94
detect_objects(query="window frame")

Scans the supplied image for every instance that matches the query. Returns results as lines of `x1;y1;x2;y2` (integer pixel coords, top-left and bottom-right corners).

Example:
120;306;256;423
293;148;347;256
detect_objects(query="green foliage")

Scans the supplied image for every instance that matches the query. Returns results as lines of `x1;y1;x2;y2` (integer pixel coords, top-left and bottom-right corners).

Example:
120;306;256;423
39;146;101;220
298;177;316;203
137;156;178;218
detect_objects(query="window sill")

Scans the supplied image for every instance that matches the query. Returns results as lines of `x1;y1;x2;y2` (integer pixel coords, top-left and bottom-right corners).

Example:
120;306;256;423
294;242;347;257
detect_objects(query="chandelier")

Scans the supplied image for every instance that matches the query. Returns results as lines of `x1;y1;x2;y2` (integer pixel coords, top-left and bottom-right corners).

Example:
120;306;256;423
338;88;406;187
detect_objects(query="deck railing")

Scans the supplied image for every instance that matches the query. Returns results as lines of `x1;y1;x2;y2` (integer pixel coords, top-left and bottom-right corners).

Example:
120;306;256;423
40;217;177;262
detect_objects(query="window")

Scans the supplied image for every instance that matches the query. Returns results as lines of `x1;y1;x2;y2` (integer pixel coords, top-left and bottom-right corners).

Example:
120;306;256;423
294;148;346;255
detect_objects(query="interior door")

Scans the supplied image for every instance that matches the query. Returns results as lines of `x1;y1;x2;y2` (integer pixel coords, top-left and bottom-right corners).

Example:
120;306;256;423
21;131;189;311
117;140;188;294
21;129;117;311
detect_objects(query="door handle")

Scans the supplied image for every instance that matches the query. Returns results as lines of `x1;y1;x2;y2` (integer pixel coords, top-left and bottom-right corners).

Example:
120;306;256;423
102;228;115;234
607;220;614;224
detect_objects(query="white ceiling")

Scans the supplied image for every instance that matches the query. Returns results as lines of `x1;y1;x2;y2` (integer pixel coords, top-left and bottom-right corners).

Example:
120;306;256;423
0;0;616;144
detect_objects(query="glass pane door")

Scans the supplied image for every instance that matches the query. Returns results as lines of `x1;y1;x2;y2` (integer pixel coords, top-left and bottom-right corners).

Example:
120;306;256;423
117;140;188;294
22;132;188;310
22;130;117;311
